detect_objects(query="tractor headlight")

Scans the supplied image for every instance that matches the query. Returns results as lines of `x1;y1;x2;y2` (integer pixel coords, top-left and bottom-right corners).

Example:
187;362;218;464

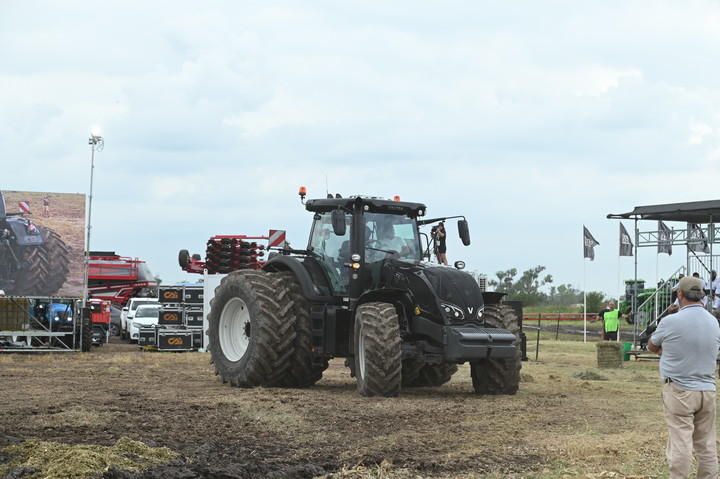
440;303;465;321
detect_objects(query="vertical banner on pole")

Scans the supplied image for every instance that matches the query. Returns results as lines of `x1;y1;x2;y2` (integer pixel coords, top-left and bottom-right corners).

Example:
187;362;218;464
582;226;599;343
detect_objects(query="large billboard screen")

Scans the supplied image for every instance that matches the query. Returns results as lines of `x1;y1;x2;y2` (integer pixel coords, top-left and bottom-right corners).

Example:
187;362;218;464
1;190;86;297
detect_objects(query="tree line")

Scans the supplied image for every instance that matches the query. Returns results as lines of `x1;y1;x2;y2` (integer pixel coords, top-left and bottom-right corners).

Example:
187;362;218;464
487;265;606;312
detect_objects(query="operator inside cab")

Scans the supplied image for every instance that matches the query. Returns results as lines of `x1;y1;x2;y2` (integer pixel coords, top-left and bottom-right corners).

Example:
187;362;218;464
365;216;418;262
376;222;411;256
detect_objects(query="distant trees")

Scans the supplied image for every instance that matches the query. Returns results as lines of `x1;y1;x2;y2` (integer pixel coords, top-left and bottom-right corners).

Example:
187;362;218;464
487;265;606;309
584;291;607;314
488;266;553;306
547;284;583;306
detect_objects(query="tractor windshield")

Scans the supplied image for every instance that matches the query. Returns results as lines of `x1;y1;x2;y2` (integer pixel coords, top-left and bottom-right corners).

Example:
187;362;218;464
307;210;422;294
365;213;421;262
308;212;351;292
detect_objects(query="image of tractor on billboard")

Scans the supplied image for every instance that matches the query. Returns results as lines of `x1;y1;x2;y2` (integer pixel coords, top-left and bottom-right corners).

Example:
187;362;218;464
0;190;85;297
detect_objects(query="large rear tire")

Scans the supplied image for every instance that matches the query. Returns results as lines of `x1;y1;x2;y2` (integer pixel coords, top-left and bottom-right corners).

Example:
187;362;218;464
13;228;70;296
354;302;401;397
207;270;295;387
400;358;424;387
278;273;326;387
407;363;458;387
470;304;521;395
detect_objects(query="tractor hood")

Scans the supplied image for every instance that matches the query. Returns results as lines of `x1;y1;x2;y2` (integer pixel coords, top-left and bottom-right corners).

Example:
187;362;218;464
381;261;484;324
422;265;484;322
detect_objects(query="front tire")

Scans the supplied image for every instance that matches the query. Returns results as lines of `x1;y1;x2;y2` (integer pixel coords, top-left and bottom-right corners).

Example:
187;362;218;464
354;302;401;397
470;304;521;395
208;271;295;387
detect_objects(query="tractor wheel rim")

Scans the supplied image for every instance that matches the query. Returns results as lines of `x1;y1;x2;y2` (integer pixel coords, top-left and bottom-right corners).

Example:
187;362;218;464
219;297;251;362
358;331;365;379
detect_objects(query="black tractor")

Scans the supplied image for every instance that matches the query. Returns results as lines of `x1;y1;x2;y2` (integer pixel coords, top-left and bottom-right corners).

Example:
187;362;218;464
0;191;71;296
207;193;521;397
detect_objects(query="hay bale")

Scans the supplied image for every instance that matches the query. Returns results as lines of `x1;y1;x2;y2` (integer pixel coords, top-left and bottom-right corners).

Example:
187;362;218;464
596;341;623;369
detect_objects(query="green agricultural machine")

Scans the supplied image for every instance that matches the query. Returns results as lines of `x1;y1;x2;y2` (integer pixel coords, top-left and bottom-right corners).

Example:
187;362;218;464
619;279;676;327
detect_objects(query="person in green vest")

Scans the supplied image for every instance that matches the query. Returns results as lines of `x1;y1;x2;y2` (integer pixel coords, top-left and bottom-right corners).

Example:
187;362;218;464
598;301;626;341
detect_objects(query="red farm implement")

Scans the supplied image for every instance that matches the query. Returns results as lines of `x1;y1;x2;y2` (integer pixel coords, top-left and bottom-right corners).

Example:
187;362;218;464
88;252;157;306
179;231;287;275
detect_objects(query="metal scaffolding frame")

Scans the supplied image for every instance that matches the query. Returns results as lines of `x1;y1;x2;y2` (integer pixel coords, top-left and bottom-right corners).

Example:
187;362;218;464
0;296;84;352
608;200;720;343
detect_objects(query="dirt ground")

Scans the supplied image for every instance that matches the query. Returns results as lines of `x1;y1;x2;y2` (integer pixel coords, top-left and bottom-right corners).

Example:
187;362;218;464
0;334;667;479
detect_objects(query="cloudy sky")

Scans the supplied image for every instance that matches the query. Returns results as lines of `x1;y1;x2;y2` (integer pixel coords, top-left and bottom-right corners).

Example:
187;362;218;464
3;1;720;299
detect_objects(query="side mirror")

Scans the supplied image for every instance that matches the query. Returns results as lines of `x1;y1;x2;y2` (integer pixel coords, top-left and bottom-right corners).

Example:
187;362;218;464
331;209;347;236
458;220;470;246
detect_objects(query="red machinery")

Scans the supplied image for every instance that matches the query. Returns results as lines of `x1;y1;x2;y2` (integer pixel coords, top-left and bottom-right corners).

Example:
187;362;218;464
88;251;157;305
179;231;287;275
87;298;112;346
88;298;111;325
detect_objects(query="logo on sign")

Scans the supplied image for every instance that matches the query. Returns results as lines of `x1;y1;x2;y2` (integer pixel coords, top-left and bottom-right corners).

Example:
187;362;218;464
163;290;180;300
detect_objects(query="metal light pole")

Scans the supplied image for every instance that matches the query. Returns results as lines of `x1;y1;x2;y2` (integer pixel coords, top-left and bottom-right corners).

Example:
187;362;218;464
83;128;104;305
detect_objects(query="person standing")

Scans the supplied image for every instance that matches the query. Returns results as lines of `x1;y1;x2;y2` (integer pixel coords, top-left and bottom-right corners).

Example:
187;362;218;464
648;276;720;479
598;301;622;340
433;222;448;265
41;194;50;217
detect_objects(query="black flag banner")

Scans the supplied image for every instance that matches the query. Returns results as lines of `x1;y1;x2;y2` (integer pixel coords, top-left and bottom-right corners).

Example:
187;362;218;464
658;221;672;256
584;226;599;260
619;223;633;256
688;223;710;254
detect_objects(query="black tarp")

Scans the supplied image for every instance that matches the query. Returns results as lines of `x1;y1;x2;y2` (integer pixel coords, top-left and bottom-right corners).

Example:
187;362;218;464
607;199;720;224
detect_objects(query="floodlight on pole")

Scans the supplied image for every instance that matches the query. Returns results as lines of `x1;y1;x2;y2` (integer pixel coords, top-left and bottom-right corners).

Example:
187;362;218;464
83;129;104;305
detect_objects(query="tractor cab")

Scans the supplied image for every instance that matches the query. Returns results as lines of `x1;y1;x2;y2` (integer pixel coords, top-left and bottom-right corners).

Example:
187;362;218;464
306;207;422;294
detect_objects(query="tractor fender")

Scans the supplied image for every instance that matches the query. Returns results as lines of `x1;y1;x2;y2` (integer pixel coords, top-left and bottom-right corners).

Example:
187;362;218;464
482;291;507;306
262;255;334;302
356;288;415;326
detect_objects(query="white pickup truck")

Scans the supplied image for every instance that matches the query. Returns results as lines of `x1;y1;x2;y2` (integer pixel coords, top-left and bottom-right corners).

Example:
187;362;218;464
120;297;158;340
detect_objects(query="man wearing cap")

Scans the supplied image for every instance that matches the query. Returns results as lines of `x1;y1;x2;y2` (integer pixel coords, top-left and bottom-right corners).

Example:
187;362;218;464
648;276;720;479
